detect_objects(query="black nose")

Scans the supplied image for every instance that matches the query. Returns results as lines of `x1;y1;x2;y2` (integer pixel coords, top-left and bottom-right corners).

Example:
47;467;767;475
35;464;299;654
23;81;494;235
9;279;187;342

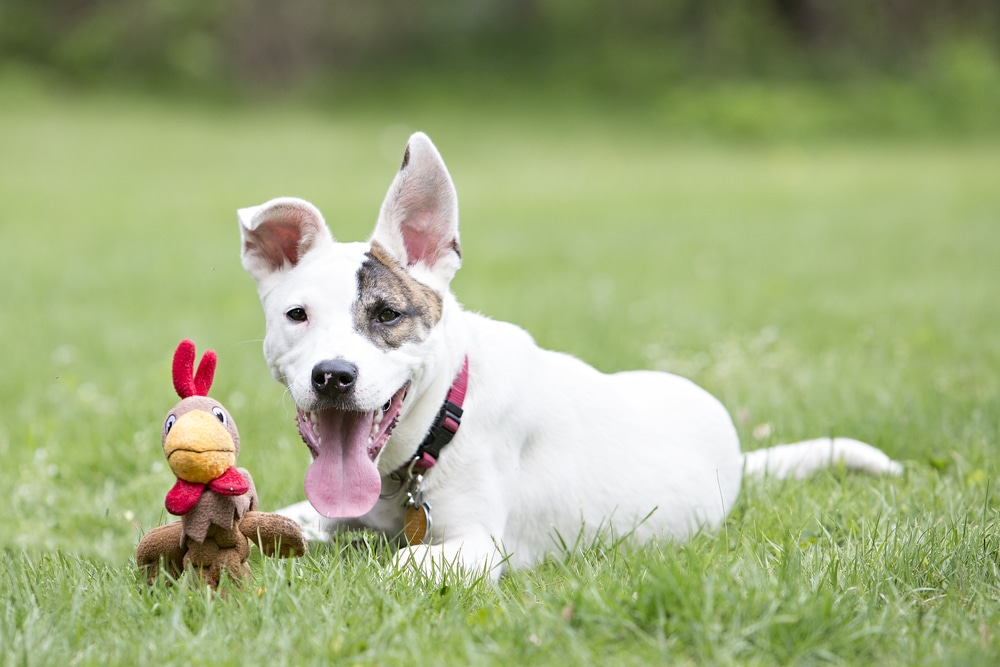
311;359;359;399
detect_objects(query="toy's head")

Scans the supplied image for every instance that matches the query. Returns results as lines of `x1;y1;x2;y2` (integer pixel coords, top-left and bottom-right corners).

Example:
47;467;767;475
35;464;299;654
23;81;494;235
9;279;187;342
162;340;240;484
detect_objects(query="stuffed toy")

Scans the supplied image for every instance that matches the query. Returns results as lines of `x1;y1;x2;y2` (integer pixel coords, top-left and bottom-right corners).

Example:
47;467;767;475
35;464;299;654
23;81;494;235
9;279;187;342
136;339;306;588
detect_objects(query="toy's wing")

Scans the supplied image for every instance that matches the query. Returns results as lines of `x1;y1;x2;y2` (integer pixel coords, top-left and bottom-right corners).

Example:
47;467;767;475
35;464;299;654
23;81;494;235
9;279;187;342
135;521;185;584
240;511;307;558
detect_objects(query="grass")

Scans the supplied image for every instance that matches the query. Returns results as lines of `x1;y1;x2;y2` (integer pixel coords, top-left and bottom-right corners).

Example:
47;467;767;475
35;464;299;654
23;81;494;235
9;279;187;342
1;78;999;665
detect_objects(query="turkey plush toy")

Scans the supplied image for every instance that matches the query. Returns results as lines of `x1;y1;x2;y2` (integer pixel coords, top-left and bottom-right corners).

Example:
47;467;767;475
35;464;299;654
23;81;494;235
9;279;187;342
136;339;305;588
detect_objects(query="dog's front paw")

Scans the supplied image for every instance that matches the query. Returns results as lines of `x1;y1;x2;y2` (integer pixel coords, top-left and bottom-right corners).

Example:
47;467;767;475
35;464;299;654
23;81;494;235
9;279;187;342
274;500;333;543
390;541;506;582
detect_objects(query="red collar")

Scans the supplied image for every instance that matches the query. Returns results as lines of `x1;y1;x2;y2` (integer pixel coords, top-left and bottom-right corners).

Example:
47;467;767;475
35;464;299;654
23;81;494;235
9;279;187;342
407;356;469;473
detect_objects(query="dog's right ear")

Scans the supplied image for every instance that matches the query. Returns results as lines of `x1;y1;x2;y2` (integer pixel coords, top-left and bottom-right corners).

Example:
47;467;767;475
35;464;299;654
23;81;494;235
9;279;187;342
370;132;461;288
238;197;333;284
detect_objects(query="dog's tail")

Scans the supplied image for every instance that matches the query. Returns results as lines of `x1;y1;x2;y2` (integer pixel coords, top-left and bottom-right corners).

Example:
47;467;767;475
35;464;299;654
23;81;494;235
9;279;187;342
742;438;902;479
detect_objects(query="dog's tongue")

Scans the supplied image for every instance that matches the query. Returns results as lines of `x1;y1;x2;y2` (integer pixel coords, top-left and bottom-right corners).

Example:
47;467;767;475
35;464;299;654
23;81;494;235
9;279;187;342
303;408;381;518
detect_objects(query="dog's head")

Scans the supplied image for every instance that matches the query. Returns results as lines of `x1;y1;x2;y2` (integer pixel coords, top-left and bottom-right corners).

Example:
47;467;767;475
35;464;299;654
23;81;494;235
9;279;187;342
238;132;461;518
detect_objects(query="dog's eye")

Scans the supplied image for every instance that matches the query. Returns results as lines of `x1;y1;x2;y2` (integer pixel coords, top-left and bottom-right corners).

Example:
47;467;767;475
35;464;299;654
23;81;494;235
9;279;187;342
376;307;402;325
212;407;228;426
164;414;176;435
286;307;308;323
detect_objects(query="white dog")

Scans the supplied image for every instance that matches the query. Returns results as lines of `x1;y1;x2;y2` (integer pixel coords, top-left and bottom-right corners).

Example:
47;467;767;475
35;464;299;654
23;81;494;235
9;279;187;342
238;132;901;578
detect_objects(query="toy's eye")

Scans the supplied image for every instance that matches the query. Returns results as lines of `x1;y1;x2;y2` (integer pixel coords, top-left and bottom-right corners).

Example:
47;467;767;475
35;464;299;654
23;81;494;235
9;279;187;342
376;307;401;325
212;407;228;426
286;307;307;323
164;414;176;435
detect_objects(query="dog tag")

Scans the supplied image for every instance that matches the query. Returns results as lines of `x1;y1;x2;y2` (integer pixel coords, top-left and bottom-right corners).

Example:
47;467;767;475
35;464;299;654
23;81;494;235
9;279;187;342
404;501;432;544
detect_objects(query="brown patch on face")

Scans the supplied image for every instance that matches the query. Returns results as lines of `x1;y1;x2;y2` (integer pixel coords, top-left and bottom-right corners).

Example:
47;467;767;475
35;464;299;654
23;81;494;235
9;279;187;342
353;241;444;350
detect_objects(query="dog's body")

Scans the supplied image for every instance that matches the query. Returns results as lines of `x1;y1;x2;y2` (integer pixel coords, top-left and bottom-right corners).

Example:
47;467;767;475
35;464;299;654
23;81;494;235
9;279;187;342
239;133;901;577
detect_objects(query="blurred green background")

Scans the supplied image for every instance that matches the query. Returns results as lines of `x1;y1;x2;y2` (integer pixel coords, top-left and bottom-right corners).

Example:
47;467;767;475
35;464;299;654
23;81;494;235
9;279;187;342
2;0;999;137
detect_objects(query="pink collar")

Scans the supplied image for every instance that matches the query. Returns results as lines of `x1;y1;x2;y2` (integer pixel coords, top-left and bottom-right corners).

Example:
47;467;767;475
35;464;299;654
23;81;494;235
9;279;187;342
408;356;469;473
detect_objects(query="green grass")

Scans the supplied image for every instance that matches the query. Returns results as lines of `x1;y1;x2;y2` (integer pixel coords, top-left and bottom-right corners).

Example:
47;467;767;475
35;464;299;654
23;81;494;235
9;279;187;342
1;80;999;665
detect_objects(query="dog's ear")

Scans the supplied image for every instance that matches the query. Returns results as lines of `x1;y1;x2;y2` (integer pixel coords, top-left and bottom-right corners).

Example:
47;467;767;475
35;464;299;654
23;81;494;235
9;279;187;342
238;197;333;284
371;132;461;286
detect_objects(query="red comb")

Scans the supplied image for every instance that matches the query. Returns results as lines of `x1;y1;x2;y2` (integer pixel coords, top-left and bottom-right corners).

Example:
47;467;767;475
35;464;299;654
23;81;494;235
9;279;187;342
172;339;217;398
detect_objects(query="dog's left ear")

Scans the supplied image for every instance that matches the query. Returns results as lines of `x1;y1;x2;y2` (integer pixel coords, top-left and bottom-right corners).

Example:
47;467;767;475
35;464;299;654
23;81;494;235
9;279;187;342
371;132;461;286
238;197;334;286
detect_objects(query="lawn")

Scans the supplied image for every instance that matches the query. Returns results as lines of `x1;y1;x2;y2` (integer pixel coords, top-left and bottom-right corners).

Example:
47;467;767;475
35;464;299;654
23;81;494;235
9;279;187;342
1;81;999;665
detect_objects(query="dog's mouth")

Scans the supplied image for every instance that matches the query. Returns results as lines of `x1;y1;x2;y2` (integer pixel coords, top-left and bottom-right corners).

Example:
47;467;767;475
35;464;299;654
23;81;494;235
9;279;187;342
296;384;408;518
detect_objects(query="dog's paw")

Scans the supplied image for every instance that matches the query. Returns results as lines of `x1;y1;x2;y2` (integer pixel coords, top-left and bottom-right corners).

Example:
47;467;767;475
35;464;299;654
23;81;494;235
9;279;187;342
389;541;507;582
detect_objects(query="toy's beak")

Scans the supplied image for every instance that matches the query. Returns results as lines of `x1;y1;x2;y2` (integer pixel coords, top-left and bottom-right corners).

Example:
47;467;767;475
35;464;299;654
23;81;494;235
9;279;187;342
163;411;237;484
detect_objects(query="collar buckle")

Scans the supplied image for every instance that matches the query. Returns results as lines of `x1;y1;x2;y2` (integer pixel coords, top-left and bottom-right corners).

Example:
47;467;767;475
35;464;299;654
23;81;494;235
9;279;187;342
409;357;469;474
412;400;464;472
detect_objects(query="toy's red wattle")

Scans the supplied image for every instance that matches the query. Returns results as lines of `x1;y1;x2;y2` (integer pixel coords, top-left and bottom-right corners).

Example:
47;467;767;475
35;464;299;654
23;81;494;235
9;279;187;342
165;478;205;515
208;466;250;495
164;467;250;515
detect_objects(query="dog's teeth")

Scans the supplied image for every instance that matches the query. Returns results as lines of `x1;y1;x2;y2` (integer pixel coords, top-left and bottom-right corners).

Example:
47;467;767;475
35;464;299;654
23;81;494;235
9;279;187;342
304;411;321;443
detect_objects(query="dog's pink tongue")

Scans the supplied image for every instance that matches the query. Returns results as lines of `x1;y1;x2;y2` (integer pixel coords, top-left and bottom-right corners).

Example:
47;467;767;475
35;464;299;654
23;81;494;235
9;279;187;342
304;409;381;518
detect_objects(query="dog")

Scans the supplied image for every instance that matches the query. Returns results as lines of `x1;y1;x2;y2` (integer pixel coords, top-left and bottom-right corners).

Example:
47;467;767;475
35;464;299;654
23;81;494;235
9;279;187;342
238;132;901;578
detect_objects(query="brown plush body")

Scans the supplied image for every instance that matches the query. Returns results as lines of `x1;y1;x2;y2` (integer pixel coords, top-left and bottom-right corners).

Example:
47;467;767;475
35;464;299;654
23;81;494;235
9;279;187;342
136;340;305;588
136;468;306;587
136;511;306;588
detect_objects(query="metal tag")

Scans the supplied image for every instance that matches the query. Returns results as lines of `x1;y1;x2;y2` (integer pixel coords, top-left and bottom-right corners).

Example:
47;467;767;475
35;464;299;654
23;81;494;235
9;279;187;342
404;501;432;544
401;463;432;544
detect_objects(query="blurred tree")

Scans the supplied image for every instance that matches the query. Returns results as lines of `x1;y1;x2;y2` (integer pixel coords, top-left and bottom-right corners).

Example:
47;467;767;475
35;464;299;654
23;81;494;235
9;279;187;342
0;0;996;92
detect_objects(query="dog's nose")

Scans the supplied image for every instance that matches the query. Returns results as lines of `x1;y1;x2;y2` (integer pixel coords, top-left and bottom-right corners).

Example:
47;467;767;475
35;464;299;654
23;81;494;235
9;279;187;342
311;359;358;398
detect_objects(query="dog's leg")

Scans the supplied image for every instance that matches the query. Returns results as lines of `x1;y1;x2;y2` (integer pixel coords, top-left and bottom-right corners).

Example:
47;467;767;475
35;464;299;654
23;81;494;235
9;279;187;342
391;535;507;582
391;464;514;581
274;500;335;543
